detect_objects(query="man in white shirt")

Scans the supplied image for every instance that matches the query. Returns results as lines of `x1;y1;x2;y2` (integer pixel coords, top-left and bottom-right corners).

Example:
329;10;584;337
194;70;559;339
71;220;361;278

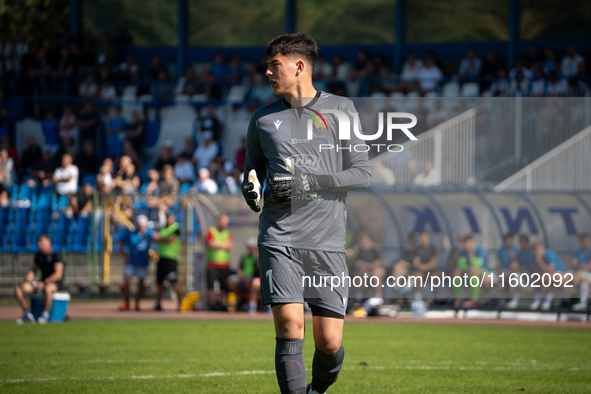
193;131;218;170
194;168;218;195
561;46;585;78
400;50;423;82
53;153;79;195
458;48;482;78
417;56;443;93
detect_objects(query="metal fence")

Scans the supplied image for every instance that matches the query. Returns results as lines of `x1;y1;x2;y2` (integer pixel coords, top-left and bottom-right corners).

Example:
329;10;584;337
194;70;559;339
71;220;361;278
495;125;591;192
371;97;591;186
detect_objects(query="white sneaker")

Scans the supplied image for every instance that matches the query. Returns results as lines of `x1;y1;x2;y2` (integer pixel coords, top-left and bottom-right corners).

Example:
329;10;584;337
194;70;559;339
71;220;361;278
541;300;552;311
529;300;541;310
506;299;519;310
37;312;50;324
16;311;36;325
572;301;588;311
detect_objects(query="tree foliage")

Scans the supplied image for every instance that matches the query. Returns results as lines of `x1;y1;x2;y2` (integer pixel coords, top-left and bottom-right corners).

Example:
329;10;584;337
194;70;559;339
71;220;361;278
0;0;70;41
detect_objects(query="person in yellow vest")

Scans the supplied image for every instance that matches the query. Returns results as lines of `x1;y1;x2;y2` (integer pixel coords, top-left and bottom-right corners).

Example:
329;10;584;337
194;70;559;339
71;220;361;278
206;213;233;310
152;212;183;311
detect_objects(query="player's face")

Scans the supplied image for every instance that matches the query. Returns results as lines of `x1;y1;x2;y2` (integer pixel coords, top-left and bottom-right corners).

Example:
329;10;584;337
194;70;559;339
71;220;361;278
504;237;513;248
266;54;298;95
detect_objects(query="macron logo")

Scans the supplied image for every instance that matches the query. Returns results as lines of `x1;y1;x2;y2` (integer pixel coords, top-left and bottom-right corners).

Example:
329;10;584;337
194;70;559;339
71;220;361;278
274;120;283;130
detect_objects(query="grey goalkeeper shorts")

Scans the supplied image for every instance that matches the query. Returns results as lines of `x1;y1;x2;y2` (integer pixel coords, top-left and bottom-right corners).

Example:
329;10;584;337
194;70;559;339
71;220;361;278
258;245;349;317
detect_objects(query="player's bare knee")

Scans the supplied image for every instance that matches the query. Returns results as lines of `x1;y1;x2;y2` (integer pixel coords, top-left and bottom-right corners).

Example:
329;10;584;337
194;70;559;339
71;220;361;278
276;319;304;339
315;337;342;354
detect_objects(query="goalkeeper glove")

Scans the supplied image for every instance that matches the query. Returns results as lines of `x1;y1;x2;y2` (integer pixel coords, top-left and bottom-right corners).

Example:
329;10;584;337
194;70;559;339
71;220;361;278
269;166;334;203
242;169;262;212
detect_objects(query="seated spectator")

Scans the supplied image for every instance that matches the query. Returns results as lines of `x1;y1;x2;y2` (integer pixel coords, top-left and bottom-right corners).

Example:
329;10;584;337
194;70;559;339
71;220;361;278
148;55;164;80
96;158;114;194
388;233;417;296
531;242;566;311
174;154;196;184
229;53;245;82
31;148;56;187
99;80;117;101
144;169;160;195
313;54;332;80
491;68;510;96
78;73;98;99
525;44;542;69
0;179;9;207
394;50;423;94
58;106;77;142
107;106;127;158
126;110;144;153
509;59;532;92
18;136;41;179
417;55;443;94
227;237;261;313
200;105;222;142
153;70;173;101
121;139;141;170
528;66;547;96
118;55;139;81
71;183;94;217
410;230;438;301
480;50;501;89
179;137;195;163
453;235;490;308
234;137;246;172
371;161;395;186
329;53;349;80
53;152;79;195
182;65;202;95
41;110;60;151
546;65;568;96
542;46;557;74
75;140;100;181
194;131;218;170
154;142;175;172
572;233;591;311
458;48;482;79
561;46;585;79
0;147;14;185
78;100;99;147
159;164;180;196
194;167;218;194
349;49;375;79
0;136;17;170
114;155;140;194
374;52;393;79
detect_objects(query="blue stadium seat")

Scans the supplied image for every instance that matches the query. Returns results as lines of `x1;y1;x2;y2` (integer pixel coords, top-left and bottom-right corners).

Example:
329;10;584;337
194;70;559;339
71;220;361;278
70;216;92;252
17;183;36;202
0;206;9;229
51;214;72;252
14;207;31;226
10;223;29;252
82;174;97;187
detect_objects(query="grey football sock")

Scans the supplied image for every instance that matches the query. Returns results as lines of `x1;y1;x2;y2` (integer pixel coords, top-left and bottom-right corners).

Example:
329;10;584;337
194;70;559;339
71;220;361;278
311;344;345;393
275;337;307;394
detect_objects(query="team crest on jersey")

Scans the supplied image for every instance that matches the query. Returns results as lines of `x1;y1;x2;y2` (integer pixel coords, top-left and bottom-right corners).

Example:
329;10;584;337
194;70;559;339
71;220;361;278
285;154;320;171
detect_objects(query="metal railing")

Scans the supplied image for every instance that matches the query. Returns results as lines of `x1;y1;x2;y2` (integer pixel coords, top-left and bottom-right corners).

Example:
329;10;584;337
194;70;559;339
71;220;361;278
495;125;591;192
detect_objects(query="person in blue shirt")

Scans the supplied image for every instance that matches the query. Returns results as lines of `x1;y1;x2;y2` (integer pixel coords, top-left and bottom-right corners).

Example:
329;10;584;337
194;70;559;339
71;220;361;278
454;235;490;307
107;106;127;158
531;242;565;311
516;234;535;272
118;215;153;311
498;233;521;309
41;110;59;152
572;233;591;311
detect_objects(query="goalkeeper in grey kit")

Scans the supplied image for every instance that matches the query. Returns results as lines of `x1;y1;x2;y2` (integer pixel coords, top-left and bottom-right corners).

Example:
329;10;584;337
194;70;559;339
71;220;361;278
242;33;371;394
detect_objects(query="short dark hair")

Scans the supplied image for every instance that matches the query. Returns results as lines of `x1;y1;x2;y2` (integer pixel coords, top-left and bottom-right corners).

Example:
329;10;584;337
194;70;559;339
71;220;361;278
503;232;514;240
265;33;318;71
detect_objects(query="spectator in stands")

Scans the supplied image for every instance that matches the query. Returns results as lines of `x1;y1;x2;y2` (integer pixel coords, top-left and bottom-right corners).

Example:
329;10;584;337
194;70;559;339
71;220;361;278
0;136;17;170
394;50;423;94
491;68;510;96
153;70;173;101
313;54;332;80
158;164;179;196
71;183;94;217
413;160;440;186
14;235;64;324
53;152;78;195
95;31;116;68
194;131;218;171
349;49;375;79
509;59;532;92
480;50;501;89
210;52;230;81
173;154;196;184
458;48;482;79
200;105;222;142
525;44;542;69
347;231;385;318
194;167;218;195
144;169;160;195
531;242;565;311
152;212;183;311
18;136;41;179
148;55;164;80
546;65;569;96
118;214;153;311
99;79;117;101
371;161;395;186
205;213;233;310
542;46;557;73
445;233;466;273
182;65;201;95
229;53;245;82
561;46;585;79
118;55;139;81
234;137;246;172
222;164;240;195
78;100;99;148
78;73;98;99
516;233;535;272
411;230;438;301
417;54;443;94
107;106;127;158
58;106;77;142
180;137;195;163
388;233;417;297
330;53;349;80
453;235;490;308
41;110;60;152
121;138;141;170
227;237;261;314
96;158;114;194
30;148;55;187
75;140;100;181
0;179;9;207
572;233;591;311
529;66;547;96
497;232;521;309
0;147;14;185
126;110;144;153
154;142;175;172
114;155;140;194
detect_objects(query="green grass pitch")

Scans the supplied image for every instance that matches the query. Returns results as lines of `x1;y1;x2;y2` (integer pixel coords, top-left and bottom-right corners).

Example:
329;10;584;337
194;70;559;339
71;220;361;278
0;320;590;393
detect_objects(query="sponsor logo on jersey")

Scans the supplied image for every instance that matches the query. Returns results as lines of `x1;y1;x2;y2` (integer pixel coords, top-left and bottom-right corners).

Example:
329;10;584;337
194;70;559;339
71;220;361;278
300;173;310;192
284;154;320;171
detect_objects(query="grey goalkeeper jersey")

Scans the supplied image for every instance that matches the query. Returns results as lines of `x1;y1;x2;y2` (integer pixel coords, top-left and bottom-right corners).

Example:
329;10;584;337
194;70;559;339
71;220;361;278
243;90;372;253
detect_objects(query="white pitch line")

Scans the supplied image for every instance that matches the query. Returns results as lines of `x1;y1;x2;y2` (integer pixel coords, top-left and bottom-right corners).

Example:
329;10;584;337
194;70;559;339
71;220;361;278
1;364;590;385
